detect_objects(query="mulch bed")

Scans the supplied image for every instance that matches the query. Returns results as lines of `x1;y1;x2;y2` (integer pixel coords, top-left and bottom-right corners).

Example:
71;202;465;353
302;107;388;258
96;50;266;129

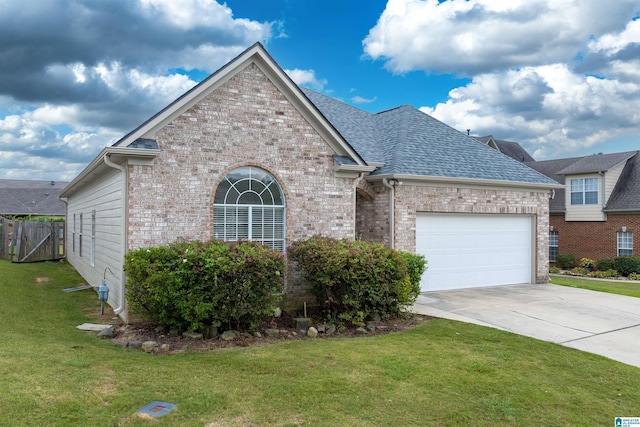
86;306;430;354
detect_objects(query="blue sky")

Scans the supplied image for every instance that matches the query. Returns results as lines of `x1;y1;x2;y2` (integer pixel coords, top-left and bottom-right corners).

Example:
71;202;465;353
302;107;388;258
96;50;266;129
1;0;639;181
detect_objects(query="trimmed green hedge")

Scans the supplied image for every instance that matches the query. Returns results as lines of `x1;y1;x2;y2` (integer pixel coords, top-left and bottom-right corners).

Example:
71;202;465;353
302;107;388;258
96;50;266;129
614;256;640;277
124;240;285;332
555;253;575;269
288;236;426;324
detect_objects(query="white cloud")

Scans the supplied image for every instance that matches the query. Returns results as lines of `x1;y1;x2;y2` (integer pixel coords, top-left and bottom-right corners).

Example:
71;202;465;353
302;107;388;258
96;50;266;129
285;69;328;91
365;0;640;159
588;19;640;55
351;96;377;104
422;63;640;159
363;0;639;75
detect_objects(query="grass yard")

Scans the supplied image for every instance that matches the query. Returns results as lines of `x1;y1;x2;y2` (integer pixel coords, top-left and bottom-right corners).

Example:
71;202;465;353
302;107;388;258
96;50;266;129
1;259;639;426
550;274;640;298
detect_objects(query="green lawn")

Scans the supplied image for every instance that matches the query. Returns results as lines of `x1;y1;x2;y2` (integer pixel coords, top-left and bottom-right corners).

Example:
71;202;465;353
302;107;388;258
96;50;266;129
550;274;640;298
1;259;639;426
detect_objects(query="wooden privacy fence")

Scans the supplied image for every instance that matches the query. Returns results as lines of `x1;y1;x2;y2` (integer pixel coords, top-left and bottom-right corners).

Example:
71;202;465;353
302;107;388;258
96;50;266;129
0;218;65;262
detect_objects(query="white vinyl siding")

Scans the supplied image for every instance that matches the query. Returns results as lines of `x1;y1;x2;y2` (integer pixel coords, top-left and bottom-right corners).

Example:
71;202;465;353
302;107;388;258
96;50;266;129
618;232;633;256
65;168;124;309
565;174;605;221
604;161;627;203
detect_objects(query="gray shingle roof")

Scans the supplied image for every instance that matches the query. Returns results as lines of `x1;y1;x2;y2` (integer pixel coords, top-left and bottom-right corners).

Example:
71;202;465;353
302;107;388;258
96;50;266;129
605;152;640;211
556;151;637;175
494;139;535;162
302;88;557;186
0;180;68;216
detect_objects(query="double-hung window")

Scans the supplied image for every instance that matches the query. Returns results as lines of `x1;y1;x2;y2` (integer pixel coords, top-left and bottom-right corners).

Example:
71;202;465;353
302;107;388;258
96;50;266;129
570;178;598;205
618;232;633;256
213;166;286;252
90;210;96;266
79;213;83;257
549;230;559;262
72;213;76;253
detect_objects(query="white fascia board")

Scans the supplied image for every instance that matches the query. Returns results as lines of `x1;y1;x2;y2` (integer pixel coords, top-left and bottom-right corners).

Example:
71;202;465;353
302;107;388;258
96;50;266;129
367;173;564;191
59;147;160;198
334;163;378;173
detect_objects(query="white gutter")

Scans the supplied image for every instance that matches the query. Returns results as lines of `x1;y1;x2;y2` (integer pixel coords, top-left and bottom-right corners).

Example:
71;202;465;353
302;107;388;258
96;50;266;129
353;173;366;237
382;178;395;249
599;171;606;208
369;173;563;190
103;153;128;315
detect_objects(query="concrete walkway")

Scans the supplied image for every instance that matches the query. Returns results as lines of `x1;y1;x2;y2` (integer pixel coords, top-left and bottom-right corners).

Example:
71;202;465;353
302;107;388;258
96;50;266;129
412;283;640;368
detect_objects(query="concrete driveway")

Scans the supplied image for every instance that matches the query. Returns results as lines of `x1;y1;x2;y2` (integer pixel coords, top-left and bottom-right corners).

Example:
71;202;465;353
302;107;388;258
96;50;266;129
412;283;640;368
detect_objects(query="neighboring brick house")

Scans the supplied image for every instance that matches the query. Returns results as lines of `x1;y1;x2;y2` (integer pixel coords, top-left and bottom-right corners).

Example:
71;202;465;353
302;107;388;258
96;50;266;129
525;151;640;263
59;43;559;320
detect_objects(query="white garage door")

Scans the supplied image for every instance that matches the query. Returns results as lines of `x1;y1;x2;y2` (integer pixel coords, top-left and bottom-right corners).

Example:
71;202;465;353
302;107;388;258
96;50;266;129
416;213;532;292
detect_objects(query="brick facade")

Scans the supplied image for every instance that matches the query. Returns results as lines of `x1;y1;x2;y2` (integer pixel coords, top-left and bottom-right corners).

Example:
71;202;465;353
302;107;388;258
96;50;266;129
551;213;640;262
357;184;551;284
124;62;552;308
126;63;357;305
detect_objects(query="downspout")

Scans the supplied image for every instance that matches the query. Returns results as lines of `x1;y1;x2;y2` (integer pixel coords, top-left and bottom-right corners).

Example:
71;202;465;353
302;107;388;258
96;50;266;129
103;153;128;315
353;173;366;239
382;178;395;249
599;171;605;209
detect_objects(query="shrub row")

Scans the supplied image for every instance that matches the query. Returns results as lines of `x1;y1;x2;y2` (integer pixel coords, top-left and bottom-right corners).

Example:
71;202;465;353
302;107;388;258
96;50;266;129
288;236;426;324
124;240;285;333
554;253;640;277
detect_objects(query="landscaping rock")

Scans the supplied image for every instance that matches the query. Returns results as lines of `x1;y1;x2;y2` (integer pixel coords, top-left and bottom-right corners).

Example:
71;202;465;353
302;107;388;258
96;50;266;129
160;344;171;352
182;331;204;340
325;324;337;335
128;340;142;349
365;322;377;332
253;331;262;338
293;317;312;331
97;326;115;338
142;341;158;353
307;326;318;338
356;327;368;334
220;330;239;341
265;328;280;338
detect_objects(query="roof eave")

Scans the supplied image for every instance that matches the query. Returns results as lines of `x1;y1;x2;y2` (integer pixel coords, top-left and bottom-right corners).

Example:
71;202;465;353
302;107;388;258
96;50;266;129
59;147;161;198
334;164;378;173
367;173;563;190
602;207;640;213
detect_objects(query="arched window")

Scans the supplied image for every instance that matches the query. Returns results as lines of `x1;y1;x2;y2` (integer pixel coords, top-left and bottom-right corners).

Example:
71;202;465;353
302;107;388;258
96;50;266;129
213;166;286;251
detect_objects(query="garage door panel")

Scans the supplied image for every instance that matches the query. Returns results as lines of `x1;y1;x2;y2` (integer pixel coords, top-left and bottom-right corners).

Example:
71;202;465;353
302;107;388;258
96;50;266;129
416;214;532;291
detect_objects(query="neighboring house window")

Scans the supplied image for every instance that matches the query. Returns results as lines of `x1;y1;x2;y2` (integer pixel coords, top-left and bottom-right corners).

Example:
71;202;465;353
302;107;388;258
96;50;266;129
79;213;83;257
549;230;559;262
213;166;286;252
72;213;76;253
90;210;96;267
618;232;633;256
570;178;598;205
